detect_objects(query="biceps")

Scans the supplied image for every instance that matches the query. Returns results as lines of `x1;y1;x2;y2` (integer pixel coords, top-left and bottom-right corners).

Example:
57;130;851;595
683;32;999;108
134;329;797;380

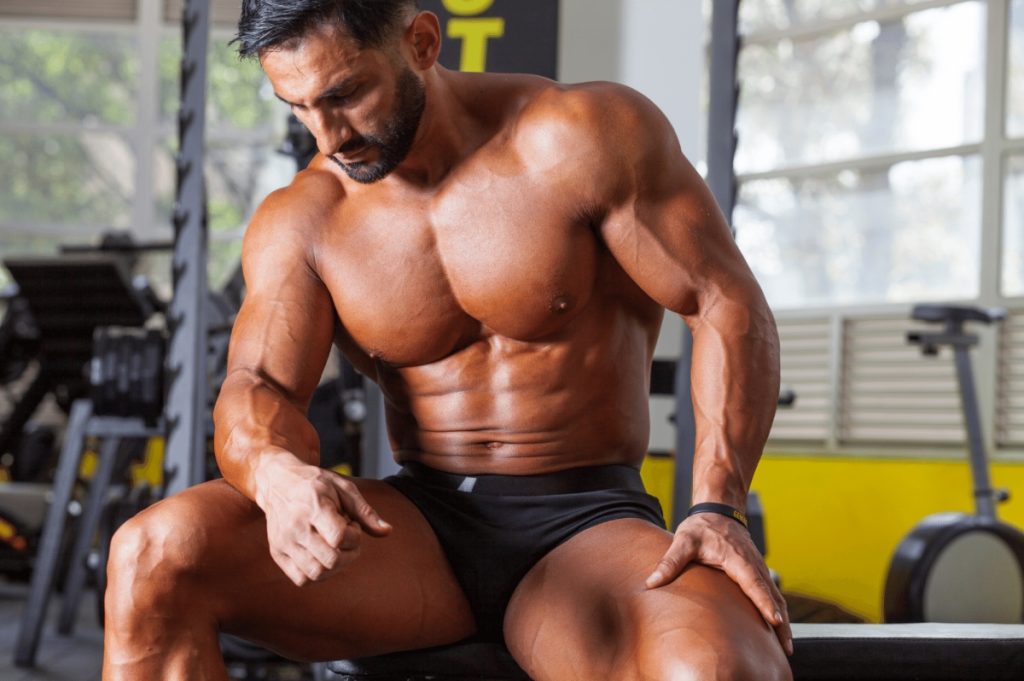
226;276;336;406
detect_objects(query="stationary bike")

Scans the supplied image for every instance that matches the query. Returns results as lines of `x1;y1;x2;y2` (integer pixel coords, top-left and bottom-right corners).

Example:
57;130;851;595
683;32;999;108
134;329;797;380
884;304;1024;623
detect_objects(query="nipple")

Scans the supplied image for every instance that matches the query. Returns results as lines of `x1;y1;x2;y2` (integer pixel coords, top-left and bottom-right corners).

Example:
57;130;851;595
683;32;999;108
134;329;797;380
549;294;573;314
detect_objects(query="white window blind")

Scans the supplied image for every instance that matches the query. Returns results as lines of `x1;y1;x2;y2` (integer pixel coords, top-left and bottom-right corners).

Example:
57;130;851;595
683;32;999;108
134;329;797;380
997;309;1024;446
770;317;832;443
839;316;963;444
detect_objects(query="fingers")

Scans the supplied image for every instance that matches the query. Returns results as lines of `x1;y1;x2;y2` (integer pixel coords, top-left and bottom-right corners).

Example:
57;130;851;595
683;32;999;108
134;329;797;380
647;515;794;656
645;532;697;588
273;524;363;586
724;556;793;655
329;475;392;537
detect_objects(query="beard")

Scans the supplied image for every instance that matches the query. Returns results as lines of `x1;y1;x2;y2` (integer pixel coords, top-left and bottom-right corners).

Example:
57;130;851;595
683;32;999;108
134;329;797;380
330;67;426;184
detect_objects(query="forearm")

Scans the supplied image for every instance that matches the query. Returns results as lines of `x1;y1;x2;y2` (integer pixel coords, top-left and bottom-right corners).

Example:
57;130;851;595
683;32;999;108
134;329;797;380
687;290;780;509
213;368;320;506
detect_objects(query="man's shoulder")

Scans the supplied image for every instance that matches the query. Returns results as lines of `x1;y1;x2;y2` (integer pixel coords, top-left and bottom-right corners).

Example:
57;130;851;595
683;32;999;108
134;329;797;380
512;80;674;162
243;166;345;267
248;166;344;237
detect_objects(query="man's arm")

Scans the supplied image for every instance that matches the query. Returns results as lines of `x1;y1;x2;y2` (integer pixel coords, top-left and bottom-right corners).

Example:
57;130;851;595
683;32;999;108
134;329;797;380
554;83;790;653
213;185;391;586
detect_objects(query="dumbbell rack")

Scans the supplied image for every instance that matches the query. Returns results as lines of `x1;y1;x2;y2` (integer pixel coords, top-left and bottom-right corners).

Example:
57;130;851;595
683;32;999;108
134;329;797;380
13;402;162;667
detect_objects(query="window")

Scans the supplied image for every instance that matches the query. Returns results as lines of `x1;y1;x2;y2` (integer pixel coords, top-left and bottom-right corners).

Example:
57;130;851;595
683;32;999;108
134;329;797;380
1009;0;1024;137
729;1;1024;454
0;2;292;292
735;1;986;309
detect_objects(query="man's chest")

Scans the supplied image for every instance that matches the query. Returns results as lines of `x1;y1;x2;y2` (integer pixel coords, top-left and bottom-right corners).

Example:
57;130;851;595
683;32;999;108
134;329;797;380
319;176;601;366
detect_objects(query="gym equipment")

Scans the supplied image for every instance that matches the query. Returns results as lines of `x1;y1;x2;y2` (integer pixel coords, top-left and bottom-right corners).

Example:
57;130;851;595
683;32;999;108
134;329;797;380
0;255;157;459
328;642;530;680
884;304;1024;623
14;400;163;667
0;284;40;389
788;622;1024;680
326;623;1024;681
90;327;166;425
164;0;213;498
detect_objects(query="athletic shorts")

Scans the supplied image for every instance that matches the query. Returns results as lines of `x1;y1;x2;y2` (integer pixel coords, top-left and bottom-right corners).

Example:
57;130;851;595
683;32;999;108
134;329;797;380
384;461;666;641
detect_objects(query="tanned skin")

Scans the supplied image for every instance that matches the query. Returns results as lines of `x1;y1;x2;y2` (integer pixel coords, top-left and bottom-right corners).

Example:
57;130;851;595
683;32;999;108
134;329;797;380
103;10;791;681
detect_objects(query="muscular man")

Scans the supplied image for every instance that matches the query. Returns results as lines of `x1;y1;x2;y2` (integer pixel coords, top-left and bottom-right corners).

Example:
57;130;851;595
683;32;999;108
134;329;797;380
103;2;792;679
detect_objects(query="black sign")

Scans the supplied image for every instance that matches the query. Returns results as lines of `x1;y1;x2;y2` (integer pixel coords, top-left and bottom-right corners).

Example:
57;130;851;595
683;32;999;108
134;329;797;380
418;0;559;78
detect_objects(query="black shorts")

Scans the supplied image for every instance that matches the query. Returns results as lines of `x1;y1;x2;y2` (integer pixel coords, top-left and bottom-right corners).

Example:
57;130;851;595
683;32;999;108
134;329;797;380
384;462;666;641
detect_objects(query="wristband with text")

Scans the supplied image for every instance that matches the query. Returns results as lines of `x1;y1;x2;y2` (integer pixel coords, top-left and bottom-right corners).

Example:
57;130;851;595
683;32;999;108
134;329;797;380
686;502;748;528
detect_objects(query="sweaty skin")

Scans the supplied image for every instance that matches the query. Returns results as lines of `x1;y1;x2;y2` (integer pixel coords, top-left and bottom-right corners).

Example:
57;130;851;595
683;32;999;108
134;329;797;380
102;11;791;681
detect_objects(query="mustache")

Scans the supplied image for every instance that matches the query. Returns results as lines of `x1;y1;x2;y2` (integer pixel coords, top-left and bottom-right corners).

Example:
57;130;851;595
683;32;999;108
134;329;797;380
337;135;381;155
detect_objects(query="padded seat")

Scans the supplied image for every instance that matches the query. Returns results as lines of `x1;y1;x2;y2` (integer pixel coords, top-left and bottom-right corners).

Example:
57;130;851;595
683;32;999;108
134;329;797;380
327;641;530;680
327;623;1024;681
789;623;1024;681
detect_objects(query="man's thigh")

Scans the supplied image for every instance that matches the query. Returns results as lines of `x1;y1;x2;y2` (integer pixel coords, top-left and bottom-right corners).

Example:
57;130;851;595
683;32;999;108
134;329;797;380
123;477;475;661
503;518;790;681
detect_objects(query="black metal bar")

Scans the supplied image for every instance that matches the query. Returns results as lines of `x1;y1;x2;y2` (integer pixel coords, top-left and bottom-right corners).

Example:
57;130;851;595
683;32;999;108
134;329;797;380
673;0;742;529
706;0;742;229
163;0;211;496
953;346;997;520
14;400;92;667
57;437;124;634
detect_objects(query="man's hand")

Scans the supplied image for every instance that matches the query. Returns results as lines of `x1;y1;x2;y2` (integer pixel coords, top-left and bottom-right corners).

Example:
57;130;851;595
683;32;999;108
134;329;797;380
256;462;392;586
645;513;793;656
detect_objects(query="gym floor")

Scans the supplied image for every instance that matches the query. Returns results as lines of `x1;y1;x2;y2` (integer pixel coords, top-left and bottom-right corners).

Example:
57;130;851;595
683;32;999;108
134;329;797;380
0;581;103;680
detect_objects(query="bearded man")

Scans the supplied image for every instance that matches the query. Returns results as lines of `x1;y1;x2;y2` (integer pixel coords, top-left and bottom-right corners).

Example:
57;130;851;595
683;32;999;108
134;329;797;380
102;2;793;679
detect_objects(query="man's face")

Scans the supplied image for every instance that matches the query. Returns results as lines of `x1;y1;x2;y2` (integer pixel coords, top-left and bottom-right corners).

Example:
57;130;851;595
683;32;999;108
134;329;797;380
261;22;426;183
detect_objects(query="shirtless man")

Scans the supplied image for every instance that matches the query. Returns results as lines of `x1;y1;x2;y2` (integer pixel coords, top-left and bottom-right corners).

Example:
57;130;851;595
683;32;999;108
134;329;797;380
102;2;792;679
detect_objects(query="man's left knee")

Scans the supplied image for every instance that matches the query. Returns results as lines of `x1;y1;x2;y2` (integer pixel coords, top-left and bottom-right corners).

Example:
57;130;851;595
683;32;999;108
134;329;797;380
635;631;792;681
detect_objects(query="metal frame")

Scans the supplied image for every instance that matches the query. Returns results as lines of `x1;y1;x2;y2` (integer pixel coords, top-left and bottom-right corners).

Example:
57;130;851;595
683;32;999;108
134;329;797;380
14;401;164;667
163;0;211;495
671;0;742;527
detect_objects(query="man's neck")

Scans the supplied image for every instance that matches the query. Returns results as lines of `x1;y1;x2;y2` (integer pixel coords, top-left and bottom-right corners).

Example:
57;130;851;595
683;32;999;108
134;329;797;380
389;68;488;187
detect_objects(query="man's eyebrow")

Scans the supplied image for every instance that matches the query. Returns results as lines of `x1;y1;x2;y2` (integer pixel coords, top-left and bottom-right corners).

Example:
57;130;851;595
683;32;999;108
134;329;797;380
316;78;358;101
273;78;358;109
273;92;297;107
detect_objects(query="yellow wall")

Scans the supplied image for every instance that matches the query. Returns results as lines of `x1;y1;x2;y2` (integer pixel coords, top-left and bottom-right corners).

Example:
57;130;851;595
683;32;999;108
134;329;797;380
753;454;1024;622
641;453;1024;622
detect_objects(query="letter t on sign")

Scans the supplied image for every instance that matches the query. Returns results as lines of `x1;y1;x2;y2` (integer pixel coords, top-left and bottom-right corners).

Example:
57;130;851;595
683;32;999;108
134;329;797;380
447;18;505;72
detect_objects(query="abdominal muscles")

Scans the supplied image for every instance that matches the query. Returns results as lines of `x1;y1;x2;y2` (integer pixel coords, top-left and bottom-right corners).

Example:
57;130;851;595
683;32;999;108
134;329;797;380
377;304;657;475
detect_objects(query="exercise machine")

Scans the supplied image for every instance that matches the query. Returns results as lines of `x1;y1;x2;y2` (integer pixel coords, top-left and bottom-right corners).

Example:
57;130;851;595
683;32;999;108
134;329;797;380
884;304;1024;623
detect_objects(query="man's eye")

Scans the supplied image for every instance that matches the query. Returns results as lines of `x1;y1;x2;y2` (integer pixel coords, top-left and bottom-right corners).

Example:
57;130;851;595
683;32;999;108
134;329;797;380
331;88;359;103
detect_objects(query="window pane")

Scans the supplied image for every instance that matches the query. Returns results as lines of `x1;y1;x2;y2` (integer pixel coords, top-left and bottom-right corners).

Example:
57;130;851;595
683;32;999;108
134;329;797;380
0;28;138;126
160;33;285;132
736;2;985;174
1010;0;1024;138
0;132;134;229
735;155;981;309
740;0;939;35
1004;156;1024;296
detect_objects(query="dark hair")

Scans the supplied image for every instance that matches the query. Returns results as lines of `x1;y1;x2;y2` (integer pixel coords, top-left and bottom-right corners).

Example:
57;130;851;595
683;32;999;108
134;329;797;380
234;0;419;58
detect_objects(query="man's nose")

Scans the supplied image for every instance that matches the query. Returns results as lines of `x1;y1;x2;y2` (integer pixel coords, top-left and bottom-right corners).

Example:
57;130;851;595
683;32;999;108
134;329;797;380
307;109;352;157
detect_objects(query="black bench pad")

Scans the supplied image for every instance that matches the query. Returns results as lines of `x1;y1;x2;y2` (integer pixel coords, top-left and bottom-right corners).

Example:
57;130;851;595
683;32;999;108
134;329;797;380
328;623;1024;680
790;623;1024;680
327;641;530;680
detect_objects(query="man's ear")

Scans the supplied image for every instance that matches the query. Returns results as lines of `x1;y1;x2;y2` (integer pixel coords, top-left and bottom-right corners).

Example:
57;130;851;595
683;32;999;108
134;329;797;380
403;11;442;69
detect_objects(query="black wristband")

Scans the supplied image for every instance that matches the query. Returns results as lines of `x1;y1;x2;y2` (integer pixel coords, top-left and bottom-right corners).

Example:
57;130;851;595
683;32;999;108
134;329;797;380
687;502;748;528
